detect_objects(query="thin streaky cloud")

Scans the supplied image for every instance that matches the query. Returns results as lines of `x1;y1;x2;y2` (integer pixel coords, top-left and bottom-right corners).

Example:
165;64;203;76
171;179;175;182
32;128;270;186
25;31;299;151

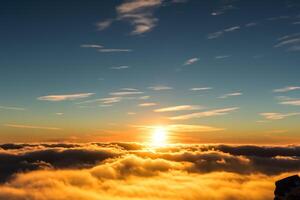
245;22;258;27
99;49;132;53
224;26;240;32
279;100;300;106
0;106;26;111
38;93;94;101
184;57;199;65
148;86;173;91
139;96;151;100
215;55;231;59
120;88;139;91
207;31;223;39
154;105;202;113
189;87;213;91
219;92;242;99
110;66;130;70
96;19;113;30
138;102;157;107
135;124;223;132
127;112;136;115
110;91;144;96
273;86;300;93
4;123;61;130
80;44;103;48
169;107;239;120
77;97;122;105
260;112;300;120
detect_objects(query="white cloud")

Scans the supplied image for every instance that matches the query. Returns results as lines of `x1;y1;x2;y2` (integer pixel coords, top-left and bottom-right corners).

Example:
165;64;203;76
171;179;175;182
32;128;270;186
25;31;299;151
110;91;144;96
148;86;173;91
189;87;212;91
224;26;240;32
215;55;231;59
38;93;94;101
0;106;26;111
260;112;300;120
219;92;242;99
138;102;157;107
207;31;223;39
273;86;300;93
80;44;103;48
275;33;300;51
169;107;239;120
98;49;132;53
110;66;130;70
245;22;258;27
120;88;139;91
96;19;113;30
55;113;64;116
184;57;199;65
4;123;61;130
154;105;202;113
279;100;300;106
139;96;151;100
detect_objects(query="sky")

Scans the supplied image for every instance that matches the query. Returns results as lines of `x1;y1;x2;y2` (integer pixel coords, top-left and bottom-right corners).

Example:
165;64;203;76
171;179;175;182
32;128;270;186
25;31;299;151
1;0;300;144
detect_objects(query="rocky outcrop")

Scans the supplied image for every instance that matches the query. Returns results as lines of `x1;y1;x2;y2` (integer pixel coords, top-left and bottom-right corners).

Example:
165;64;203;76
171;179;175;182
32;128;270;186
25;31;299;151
274;175;300;200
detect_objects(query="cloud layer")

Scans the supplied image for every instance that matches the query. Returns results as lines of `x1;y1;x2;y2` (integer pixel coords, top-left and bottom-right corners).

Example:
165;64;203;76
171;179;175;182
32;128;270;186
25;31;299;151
0;143;299;199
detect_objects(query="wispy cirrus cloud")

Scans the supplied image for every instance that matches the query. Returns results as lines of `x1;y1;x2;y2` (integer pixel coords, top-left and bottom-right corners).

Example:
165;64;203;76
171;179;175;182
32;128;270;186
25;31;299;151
154;105;202;113
184;57;199;65
81;44;132;53
211;1;237;16
148;86;173;91
4;124;61;130
275;33;300;51
218;92;242;99
0;106;26;111
279;99;300;106
208;26;240;39
273;86;300;93
38;93;94;101
215;55;231;59
189;87;213;91
138;102;157;107
169;107;239;120
260;112;300;120
110;91;144;96
135;124;223;133
78;97;122;105
110;66;130;70
98;48;132;52
80;44;103;48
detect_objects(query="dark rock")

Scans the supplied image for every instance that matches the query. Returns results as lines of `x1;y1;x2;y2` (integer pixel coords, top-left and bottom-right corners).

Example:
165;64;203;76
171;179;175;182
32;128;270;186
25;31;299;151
274;175;300;200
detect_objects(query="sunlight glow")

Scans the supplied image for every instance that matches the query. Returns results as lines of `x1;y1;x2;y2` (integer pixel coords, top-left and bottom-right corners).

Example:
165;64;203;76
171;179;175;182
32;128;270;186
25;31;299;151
151;126;168;147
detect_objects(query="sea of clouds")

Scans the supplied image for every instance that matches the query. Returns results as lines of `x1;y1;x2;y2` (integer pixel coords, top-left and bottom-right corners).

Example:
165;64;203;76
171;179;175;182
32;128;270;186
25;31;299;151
0;143;300;200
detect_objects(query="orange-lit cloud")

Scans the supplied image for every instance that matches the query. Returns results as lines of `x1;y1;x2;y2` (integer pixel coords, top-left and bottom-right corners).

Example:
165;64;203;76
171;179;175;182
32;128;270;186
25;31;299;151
0;143;299;200
169;107;239;120
38;93;94;101
4;123;61;130
154;105;202;112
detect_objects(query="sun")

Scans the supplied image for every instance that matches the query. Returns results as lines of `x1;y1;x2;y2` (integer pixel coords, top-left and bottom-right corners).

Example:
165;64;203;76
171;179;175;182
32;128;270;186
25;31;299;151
151;126;168;147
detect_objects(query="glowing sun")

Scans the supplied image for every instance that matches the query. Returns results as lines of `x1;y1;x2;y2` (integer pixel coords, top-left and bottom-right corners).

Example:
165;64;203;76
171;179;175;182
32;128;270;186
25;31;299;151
151;126;168;147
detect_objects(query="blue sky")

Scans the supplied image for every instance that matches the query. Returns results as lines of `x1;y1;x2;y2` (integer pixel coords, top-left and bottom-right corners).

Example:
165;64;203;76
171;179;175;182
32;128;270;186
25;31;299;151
0;0;300;143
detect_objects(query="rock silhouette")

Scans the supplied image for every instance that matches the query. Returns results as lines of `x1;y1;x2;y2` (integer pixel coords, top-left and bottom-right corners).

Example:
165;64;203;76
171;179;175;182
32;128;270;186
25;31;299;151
274;175;300;200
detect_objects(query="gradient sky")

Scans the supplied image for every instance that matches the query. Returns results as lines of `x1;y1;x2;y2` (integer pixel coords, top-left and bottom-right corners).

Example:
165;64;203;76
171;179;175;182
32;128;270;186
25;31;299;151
0;0;300;143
